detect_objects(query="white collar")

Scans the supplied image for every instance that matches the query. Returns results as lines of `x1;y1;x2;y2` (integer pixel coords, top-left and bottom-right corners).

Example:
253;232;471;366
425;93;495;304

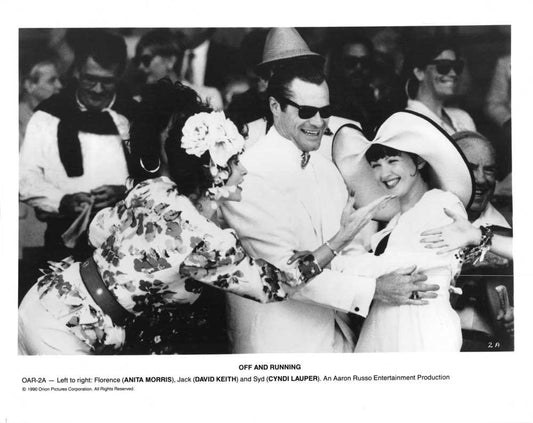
267;126;302;153
265;126;313;169
407;99;443;120
473;202;511;228
407;99;455;132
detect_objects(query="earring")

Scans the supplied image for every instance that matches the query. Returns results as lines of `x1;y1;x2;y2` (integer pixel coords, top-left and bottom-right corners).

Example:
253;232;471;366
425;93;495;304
204;189;219;210
139;157;161;174
404;78;415;100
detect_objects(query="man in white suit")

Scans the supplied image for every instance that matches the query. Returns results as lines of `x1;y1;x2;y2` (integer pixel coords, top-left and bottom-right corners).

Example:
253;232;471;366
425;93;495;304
221;59;439;353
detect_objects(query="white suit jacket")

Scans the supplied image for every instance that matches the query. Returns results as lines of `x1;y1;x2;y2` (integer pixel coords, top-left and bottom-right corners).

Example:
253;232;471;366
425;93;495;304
221;127;376;353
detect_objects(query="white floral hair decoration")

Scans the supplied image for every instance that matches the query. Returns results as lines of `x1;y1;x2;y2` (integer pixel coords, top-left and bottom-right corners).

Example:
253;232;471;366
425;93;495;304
181;111;245;200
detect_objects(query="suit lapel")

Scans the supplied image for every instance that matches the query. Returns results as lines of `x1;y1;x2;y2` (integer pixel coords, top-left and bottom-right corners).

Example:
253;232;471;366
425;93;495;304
254;129;323;242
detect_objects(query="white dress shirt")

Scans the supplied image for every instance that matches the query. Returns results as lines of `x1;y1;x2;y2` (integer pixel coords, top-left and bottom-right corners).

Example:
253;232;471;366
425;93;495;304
181;40;209;87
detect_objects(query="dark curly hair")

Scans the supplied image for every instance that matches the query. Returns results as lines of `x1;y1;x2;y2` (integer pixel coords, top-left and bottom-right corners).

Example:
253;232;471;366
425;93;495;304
129;78;215;196
267;59;326;110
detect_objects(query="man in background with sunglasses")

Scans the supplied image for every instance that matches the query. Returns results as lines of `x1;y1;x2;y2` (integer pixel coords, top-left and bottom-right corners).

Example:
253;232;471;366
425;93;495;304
221;55;436;354
20;30;140;263
405;36;476;135
133;29;223;110
328;32;377;136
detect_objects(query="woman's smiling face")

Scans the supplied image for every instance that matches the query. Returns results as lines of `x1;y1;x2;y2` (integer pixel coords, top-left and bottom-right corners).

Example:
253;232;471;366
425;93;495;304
369;151;428;213
417;49;460;100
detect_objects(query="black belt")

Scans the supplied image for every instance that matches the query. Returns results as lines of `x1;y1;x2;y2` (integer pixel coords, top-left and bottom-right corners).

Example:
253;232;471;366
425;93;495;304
80;256;132;327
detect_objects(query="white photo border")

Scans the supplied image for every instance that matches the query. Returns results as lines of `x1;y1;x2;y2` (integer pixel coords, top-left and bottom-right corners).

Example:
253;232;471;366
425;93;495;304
2;1;532;422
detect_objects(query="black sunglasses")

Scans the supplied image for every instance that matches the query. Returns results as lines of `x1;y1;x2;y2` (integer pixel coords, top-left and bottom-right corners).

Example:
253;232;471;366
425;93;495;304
429;59;465;76
136;54;154;68
279;97;333;119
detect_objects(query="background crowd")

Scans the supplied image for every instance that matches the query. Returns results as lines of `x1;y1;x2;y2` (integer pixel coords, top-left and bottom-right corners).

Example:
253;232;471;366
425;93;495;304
18;26;512;353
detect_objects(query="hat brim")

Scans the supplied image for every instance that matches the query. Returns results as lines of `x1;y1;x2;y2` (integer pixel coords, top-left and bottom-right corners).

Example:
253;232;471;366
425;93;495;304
255;52;324;73
333;110;474;220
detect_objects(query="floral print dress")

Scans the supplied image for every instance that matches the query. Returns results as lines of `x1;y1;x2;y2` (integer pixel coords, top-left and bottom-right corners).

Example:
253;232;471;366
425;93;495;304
25;177;312;354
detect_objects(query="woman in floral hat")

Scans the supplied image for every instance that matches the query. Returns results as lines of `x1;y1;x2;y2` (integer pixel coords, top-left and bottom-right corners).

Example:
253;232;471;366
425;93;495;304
18;80;388;355
333;110;480;352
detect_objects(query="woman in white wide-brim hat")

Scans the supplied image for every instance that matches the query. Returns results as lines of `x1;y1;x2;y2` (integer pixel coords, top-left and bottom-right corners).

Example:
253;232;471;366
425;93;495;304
333;110;475;352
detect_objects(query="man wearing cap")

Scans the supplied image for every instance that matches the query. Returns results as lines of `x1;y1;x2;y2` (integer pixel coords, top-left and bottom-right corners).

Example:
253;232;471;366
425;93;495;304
221;29;438;353
240;27;359;161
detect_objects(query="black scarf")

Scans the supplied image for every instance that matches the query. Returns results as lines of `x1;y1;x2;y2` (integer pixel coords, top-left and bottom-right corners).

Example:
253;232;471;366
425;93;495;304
36;84;140;177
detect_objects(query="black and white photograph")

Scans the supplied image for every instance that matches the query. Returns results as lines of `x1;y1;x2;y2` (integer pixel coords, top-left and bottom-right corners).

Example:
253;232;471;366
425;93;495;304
17;25;513;354
2;1;532;422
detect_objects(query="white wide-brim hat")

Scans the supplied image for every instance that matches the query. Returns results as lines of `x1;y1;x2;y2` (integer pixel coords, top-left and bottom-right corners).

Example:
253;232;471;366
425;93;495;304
256;27;324;71
332;110;474;220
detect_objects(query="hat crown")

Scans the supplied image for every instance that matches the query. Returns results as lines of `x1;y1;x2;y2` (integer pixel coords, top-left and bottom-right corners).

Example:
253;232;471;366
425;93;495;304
260;27;320;64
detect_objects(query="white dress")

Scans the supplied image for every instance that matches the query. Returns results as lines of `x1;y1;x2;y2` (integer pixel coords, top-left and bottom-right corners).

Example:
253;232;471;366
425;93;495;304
355;189;465;352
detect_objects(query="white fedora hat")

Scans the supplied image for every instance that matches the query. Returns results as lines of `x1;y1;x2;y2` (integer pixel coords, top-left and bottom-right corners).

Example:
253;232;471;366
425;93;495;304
256;27;323;71
333;110;474;220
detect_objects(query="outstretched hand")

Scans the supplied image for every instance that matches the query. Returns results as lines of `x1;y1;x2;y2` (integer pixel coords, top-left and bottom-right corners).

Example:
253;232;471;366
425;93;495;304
338;193;395;246
420;207;481;254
